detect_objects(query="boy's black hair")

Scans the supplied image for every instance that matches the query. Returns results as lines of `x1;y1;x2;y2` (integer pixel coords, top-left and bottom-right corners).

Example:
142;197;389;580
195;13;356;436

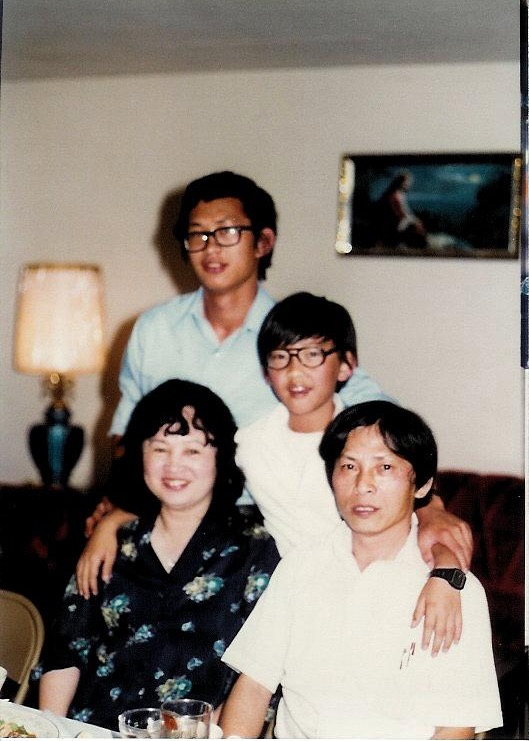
110;379;244;517
173;171;277;281
257;292;357;390
319;400;438;491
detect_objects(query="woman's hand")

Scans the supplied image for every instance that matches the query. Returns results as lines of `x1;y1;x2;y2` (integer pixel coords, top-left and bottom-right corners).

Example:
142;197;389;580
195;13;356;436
411;576;462;657
416;495;473;571
76;508;135;598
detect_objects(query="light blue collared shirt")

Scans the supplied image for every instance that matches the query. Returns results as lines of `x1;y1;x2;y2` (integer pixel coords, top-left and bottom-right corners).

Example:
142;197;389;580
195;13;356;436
110;285;393;435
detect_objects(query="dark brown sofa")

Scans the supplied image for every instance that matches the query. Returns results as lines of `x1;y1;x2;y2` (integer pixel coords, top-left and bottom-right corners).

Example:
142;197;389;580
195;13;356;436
436;470;526;739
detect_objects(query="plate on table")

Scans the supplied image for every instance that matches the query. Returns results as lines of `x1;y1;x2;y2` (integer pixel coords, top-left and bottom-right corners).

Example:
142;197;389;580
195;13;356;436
0;702;60;737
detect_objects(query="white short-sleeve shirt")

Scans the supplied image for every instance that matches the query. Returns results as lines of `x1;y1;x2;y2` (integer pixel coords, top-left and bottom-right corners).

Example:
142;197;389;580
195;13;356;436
222;519;502;738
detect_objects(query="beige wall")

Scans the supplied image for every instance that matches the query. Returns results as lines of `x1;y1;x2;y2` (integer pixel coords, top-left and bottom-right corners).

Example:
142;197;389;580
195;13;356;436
1;61;523;488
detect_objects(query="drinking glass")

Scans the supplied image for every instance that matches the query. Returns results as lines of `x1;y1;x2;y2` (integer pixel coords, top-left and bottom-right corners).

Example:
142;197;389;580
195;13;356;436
118;708;165;738
160;699;213;739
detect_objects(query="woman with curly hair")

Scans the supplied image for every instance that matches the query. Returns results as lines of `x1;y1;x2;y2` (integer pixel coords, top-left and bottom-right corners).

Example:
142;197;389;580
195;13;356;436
39;379;279;732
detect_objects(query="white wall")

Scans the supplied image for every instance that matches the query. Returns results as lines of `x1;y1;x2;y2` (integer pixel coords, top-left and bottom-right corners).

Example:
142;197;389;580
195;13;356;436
0;61;523;488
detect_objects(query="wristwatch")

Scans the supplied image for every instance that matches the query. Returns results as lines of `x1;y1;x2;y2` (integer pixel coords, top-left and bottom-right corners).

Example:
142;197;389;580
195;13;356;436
429;568;466;590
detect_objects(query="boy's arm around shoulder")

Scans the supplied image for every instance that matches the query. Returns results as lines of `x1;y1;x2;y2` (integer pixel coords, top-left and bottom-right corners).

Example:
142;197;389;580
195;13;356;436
76;507;136;598
338;366;397;405
416;494;473;571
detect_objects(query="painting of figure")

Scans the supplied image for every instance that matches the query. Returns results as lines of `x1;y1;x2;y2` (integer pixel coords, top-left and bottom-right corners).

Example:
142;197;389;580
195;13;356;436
336;153;521;259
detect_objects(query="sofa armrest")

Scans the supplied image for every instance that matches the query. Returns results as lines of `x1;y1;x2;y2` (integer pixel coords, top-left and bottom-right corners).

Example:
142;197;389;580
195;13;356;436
435;470;524;663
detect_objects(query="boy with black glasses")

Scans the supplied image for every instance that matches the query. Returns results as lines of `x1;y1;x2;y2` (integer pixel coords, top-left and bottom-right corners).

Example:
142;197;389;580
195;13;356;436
236;292;470;654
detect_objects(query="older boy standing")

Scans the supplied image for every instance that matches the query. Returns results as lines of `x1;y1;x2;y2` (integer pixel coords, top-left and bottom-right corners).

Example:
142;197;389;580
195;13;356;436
220;402;502;739
110;171;385;438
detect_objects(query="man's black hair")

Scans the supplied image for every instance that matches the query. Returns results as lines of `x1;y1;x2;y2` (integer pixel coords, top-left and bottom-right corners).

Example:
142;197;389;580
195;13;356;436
319;400;438;491
173;171;277;281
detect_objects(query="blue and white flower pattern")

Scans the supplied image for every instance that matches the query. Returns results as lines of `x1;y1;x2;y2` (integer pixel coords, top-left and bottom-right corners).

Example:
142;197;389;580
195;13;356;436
220;545;239;557
212;639;225;657
69;637;92;664
244;568;271;602
96;645;116;677
42;511;279;732
183;574;224;602
120;538;138;561
72;708;93;723
101;594;131;628
65;577;79;597
156;676;193;703
126;624;155;645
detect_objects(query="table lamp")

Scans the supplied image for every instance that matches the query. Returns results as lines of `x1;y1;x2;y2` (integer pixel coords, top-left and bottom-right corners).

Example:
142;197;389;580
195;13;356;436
14;263;105;488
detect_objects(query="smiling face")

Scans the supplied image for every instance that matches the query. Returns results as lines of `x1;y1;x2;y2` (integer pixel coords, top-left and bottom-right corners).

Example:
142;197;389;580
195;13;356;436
142;406;217;517
266;336;354;432
331;423;432;550
186;197;274;297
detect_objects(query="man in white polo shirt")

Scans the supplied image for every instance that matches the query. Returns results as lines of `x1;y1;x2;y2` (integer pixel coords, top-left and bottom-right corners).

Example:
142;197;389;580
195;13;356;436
220;401;502;739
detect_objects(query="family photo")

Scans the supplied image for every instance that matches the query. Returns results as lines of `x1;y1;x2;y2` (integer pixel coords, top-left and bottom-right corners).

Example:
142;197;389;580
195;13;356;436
0;1;525;739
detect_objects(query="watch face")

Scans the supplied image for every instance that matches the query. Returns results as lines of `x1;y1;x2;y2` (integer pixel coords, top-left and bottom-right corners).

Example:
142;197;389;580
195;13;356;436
431;568;466;590
451;570;466;589
452;569;467;589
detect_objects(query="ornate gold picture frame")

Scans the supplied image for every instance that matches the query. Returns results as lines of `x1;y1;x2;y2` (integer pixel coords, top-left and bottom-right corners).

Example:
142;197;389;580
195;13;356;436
336;152;521;259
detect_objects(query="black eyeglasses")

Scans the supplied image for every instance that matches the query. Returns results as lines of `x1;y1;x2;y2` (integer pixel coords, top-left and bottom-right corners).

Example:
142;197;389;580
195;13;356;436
184;225;254;253
266;346;338;370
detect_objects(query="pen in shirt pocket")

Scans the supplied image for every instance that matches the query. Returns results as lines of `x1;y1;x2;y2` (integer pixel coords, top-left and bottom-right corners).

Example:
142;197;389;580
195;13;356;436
399;641;416;670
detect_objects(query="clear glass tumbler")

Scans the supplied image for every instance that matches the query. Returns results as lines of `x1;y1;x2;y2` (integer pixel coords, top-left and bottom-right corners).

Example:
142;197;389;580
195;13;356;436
160;699;213;739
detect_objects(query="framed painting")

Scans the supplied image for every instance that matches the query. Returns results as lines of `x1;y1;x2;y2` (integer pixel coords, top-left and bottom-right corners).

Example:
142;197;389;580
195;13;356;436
335;152;522;259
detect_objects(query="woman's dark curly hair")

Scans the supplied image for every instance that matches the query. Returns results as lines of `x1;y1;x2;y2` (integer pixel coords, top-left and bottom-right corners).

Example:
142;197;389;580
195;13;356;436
111;379;244;517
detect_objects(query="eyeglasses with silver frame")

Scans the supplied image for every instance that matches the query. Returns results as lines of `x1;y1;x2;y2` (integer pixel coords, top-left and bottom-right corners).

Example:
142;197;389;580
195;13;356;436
266;346;339;370
184;225;254;253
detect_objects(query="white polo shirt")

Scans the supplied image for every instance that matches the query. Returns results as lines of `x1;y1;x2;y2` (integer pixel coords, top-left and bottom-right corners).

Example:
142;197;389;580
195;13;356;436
222;519;502;738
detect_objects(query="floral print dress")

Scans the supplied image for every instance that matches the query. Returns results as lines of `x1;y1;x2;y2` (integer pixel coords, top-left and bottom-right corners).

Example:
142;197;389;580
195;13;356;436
40;505;279;731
